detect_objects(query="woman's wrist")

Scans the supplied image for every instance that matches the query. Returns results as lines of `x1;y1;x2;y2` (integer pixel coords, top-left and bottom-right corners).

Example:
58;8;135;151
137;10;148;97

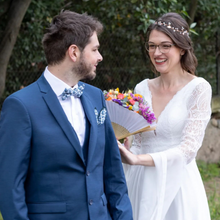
136;154;155;166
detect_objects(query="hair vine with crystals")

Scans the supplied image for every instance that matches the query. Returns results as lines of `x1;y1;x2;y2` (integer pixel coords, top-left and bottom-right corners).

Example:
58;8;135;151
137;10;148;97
155;20;189;37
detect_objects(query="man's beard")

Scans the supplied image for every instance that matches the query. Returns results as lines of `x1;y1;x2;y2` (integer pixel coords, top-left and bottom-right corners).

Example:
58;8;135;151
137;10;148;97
72;55;96;81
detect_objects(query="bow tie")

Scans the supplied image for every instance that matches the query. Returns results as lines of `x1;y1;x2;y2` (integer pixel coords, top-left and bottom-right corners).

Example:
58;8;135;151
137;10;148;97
61;84;85;100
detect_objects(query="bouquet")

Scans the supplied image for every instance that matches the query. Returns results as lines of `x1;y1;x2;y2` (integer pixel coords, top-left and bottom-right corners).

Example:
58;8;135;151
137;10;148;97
103;88;156;139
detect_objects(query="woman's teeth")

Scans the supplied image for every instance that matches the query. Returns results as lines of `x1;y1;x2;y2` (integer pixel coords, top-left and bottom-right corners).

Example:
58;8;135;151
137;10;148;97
155;59;167;63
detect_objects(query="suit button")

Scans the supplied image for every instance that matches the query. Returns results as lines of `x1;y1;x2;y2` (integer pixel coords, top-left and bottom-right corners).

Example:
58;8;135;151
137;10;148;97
86;170;90;176
89;199;93;205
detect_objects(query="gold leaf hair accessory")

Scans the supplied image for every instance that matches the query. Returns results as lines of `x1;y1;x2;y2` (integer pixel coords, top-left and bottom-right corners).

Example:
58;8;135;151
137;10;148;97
155;21;189;37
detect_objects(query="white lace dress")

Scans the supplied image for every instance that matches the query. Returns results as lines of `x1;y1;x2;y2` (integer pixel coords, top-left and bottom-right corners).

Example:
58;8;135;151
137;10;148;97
123;77;212;220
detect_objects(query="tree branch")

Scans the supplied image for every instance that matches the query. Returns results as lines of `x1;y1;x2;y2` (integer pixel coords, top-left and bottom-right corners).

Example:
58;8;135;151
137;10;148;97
0;0;13;17
187;0;198;26
0;0;32;97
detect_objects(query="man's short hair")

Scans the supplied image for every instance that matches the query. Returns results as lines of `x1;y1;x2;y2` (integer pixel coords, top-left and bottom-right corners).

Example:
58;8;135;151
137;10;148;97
42;10;103;65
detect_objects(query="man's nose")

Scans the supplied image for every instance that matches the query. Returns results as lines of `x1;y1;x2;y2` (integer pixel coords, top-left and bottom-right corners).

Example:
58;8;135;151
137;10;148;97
98;51;103;62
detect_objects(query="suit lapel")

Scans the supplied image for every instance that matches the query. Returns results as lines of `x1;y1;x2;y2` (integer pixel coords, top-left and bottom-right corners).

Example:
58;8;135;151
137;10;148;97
37;75;84;162
80;85;97;166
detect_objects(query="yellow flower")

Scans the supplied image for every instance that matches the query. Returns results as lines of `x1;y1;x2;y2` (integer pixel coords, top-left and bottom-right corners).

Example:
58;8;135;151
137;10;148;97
128;106;132;110
135;94;143;98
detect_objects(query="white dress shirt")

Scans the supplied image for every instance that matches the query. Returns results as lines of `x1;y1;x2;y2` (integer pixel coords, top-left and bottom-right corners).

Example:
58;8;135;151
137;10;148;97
44;67;86;147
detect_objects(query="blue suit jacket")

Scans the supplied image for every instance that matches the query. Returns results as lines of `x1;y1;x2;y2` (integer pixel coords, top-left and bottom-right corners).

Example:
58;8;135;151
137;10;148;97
0;74;133;220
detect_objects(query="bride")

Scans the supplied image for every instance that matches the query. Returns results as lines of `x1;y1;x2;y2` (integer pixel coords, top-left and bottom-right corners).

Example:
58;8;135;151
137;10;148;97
118;12;211;220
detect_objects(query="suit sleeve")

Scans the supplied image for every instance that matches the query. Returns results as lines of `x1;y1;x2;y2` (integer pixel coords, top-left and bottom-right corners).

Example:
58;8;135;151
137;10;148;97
0;96;31;220
101;91;133;220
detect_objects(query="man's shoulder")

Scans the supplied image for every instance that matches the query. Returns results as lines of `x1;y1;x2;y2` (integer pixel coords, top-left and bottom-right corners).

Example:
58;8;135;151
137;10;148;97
10;81;38;97
3;79;42;108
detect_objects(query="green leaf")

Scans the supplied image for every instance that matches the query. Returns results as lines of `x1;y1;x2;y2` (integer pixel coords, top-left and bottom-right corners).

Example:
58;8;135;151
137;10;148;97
181;10;190;19
189;29;199;35
149;19;155;24
190;22;197;29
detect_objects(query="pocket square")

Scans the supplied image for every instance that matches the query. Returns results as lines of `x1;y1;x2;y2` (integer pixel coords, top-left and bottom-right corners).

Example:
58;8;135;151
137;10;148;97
94;107;107;125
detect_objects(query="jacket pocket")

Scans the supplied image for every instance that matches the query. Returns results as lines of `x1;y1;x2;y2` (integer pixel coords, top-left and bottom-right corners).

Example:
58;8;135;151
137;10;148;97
101;193;108;206
27;202;66;213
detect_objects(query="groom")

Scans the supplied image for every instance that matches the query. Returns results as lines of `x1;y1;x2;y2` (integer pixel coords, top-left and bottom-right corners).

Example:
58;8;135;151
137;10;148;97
0;10;132;220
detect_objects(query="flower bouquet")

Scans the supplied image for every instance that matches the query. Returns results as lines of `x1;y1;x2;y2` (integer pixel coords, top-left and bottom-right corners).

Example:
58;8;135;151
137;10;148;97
103;88;156;140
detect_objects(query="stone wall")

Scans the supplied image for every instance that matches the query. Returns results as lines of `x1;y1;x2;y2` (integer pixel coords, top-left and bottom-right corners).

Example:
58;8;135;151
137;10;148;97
197;121;220;163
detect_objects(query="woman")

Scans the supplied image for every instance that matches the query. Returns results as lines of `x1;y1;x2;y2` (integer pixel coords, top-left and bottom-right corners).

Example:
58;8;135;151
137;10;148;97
118;12;211;220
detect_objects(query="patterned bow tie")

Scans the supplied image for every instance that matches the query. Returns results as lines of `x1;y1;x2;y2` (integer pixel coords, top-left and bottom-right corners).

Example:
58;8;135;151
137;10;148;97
61;84;85;100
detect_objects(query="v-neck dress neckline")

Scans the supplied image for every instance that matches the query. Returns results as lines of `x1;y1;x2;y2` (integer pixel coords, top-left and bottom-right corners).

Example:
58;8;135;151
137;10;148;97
146;77;198;123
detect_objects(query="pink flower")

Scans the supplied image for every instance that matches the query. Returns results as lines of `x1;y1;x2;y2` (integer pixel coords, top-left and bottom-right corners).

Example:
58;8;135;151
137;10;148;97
129;99;135;105
103;88;156;124
117;93;124;100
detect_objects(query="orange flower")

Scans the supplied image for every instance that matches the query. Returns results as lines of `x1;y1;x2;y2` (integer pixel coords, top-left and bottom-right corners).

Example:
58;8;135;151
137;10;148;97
106;97;112;101
103;88;156;124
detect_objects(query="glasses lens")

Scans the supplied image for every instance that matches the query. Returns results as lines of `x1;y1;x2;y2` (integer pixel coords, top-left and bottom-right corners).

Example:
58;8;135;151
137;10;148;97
145;42;149;51
160;44;172;53
145;43;173;53
145;43;155;52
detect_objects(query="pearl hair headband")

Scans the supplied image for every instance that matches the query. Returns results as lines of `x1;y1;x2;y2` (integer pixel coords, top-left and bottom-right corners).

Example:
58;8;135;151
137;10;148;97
155;20;189;37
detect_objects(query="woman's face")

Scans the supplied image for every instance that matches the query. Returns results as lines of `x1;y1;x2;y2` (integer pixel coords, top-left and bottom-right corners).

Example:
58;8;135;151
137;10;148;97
148;29;183;75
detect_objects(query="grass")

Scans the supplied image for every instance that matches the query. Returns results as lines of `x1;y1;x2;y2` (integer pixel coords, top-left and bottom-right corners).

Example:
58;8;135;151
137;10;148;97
0;161;219;220
197;160;220;220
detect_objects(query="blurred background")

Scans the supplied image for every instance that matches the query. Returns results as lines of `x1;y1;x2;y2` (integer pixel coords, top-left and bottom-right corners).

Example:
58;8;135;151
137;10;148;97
0;0;220;109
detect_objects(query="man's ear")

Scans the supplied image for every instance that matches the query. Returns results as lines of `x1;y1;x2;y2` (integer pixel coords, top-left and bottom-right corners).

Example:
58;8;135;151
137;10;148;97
68;44;80;62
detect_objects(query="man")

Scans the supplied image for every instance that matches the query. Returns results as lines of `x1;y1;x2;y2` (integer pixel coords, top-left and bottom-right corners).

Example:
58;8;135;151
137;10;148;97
0;10;133;220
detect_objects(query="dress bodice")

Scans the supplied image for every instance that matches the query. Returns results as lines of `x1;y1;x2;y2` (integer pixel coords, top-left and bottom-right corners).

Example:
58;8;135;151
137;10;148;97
130;78;212;164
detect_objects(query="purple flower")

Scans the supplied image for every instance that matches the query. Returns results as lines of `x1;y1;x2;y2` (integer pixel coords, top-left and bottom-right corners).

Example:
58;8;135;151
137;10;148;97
112;99;123;106
103;89;156;124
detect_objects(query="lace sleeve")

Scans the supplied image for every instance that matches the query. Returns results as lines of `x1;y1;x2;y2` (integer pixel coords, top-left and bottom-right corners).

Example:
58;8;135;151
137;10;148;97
132;133;142;149
178;81;212;164
129;133;142;155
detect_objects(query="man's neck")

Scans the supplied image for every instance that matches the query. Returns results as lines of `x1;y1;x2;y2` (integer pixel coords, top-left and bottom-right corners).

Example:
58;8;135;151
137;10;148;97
48;64;80;87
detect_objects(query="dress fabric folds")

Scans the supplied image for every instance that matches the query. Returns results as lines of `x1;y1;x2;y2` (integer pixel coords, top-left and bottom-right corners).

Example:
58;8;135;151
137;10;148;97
123;77;211;220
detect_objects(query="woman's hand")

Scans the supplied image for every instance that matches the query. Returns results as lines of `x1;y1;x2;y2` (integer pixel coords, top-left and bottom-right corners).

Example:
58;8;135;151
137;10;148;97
117;139;155;167
123;137;131;150
117;140;138;165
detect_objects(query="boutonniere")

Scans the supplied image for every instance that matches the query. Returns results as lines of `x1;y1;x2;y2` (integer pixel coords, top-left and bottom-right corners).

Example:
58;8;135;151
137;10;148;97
94;107;107;125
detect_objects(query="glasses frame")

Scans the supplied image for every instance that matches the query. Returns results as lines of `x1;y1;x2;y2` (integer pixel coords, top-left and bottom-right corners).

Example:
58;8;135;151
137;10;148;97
145;42;175;54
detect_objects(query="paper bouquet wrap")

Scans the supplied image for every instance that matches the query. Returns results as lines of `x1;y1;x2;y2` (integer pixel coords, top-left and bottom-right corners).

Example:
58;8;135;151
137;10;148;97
104;88;156;140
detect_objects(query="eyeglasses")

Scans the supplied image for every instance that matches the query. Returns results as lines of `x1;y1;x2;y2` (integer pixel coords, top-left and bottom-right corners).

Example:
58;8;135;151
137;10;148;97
145;42;175;53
